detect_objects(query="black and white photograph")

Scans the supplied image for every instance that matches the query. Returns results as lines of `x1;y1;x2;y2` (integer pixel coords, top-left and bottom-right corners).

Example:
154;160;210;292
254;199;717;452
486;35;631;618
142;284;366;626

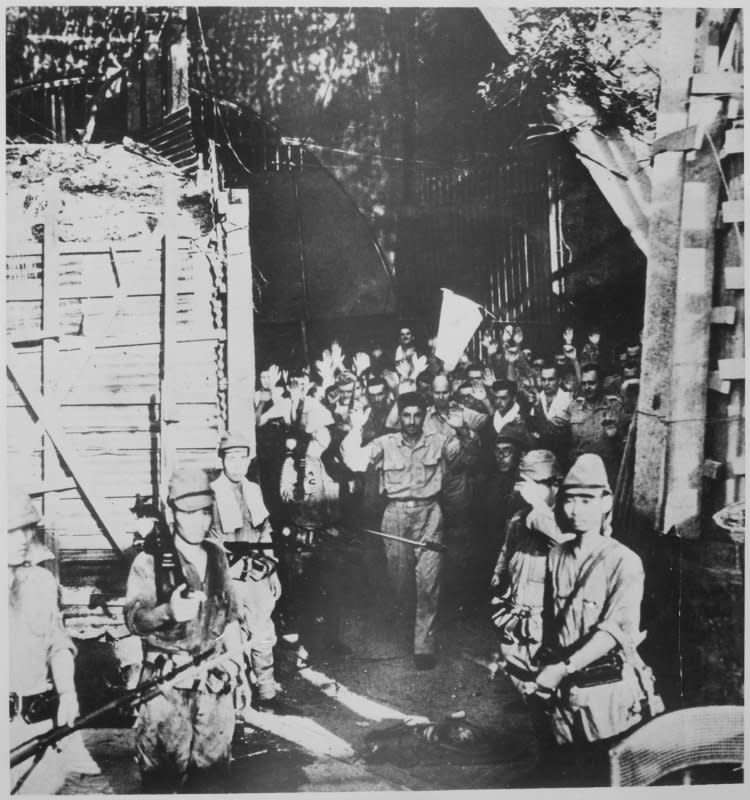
4;3;745;794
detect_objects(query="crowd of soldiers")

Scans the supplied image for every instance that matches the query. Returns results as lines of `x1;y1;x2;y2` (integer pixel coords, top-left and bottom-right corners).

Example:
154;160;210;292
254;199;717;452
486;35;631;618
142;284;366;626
8;321;663;792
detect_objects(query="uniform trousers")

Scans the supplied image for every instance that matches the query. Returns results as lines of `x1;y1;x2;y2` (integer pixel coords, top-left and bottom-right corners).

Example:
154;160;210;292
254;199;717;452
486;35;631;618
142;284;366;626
381;498;443;656
135;681;235;791
235;577;279;701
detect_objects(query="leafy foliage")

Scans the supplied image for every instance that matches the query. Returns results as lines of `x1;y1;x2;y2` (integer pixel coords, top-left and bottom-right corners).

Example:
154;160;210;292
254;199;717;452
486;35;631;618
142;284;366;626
5;6;178;88
478;7;662;137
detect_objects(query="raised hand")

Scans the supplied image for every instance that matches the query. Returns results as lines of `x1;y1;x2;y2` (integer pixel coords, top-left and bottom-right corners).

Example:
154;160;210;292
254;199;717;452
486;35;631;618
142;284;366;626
352;351;371;376
515;478;549;508
395;358;413;379
330;341;345;372
349;405;372;430
445;403;465;430
315;350;335;386
513;326;524;345
502;325;514;343
563;327;574;345
267;364;282;391
412;355;428;376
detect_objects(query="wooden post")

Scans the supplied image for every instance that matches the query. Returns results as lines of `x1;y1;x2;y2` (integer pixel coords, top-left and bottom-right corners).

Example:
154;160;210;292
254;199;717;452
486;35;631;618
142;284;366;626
144;31;164;129
633;9;697;530
42;177;62;569
292;171;311;366
225;187;256;452
159;176;179;501
634;9;725;537
167;8;189;114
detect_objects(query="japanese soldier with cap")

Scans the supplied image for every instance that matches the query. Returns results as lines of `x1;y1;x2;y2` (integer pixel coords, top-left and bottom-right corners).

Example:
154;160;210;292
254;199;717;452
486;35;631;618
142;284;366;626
209;432;283;712
8;486;100;793
490;450;573;755
532;454;663;785
124;466;249;792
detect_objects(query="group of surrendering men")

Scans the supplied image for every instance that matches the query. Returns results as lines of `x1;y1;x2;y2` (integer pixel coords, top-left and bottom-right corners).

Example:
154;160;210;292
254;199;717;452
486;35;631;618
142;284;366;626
9;322;663;792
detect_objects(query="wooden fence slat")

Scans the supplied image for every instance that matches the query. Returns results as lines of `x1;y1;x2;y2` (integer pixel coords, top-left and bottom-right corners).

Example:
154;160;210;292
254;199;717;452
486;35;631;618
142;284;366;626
42;177;63;566
6;344;124;557
159;176;180;503
48;246;128;405
225;188;256;445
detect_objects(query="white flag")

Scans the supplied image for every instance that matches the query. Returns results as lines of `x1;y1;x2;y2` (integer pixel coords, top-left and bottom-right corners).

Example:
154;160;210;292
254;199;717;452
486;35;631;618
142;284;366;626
433;289;483;372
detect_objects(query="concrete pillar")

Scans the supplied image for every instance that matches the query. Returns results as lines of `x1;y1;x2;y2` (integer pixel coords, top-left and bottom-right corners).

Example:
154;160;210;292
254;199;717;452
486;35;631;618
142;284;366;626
633;8;697;530
634;9;725;537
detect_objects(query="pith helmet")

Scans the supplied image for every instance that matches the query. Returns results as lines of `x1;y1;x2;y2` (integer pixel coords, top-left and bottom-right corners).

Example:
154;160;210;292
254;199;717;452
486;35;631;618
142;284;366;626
561;454;612;495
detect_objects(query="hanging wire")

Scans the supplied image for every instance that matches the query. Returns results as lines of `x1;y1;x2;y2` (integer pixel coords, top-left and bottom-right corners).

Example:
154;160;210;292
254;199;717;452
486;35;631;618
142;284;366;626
636;409;744;425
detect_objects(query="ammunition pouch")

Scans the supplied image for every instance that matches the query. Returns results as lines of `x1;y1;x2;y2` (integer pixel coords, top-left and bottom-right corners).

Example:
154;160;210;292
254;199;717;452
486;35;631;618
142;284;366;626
10;689;58;725
568;651;624;688
536;647;624;688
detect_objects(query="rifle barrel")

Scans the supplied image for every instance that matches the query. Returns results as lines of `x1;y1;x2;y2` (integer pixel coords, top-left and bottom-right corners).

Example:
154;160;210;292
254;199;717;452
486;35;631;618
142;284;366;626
360;527;447;553
10;646;219;768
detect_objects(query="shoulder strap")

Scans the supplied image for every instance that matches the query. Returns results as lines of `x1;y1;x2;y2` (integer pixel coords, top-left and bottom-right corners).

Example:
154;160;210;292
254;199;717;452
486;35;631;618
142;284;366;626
543;543;613;651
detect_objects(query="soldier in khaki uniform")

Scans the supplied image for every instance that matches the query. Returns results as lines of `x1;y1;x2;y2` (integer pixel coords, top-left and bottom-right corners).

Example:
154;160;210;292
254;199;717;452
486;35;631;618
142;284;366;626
125;467;248;791
342;391;480;669
8;487;100;794
533;455;663;786
210;432;282;710
568;363;626;487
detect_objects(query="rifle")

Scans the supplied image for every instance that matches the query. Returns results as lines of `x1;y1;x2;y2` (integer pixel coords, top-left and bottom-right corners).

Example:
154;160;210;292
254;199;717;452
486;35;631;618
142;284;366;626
10;643;229;769
131;494;187;605
359;527;448;554
222;541;279;581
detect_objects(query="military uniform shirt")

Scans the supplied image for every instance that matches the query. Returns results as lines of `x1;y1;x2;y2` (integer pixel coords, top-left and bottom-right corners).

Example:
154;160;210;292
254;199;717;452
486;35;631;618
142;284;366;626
9;543;76;696
569;394;625;455
125;539;240;657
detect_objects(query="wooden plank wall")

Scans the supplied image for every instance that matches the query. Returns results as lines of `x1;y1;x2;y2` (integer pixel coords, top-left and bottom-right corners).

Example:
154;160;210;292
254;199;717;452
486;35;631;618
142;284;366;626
6;221;225;561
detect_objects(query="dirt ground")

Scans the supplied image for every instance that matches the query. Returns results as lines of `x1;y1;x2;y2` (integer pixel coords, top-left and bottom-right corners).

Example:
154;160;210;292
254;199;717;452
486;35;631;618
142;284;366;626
35;536;745;794
52;536;543;794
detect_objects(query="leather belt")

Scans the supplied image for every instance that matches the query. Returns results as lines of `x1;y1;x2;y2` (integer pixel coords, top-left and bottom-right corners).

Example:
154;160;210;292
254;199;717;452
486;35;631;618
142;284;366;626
390;496;438;507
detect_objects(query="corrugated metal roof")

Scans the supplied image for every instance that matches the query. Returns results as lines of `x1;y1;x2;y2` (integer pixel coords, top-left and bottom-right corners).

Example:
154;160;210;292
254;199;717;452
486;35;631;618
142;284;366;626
479;9;653;258
548;100;652;258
